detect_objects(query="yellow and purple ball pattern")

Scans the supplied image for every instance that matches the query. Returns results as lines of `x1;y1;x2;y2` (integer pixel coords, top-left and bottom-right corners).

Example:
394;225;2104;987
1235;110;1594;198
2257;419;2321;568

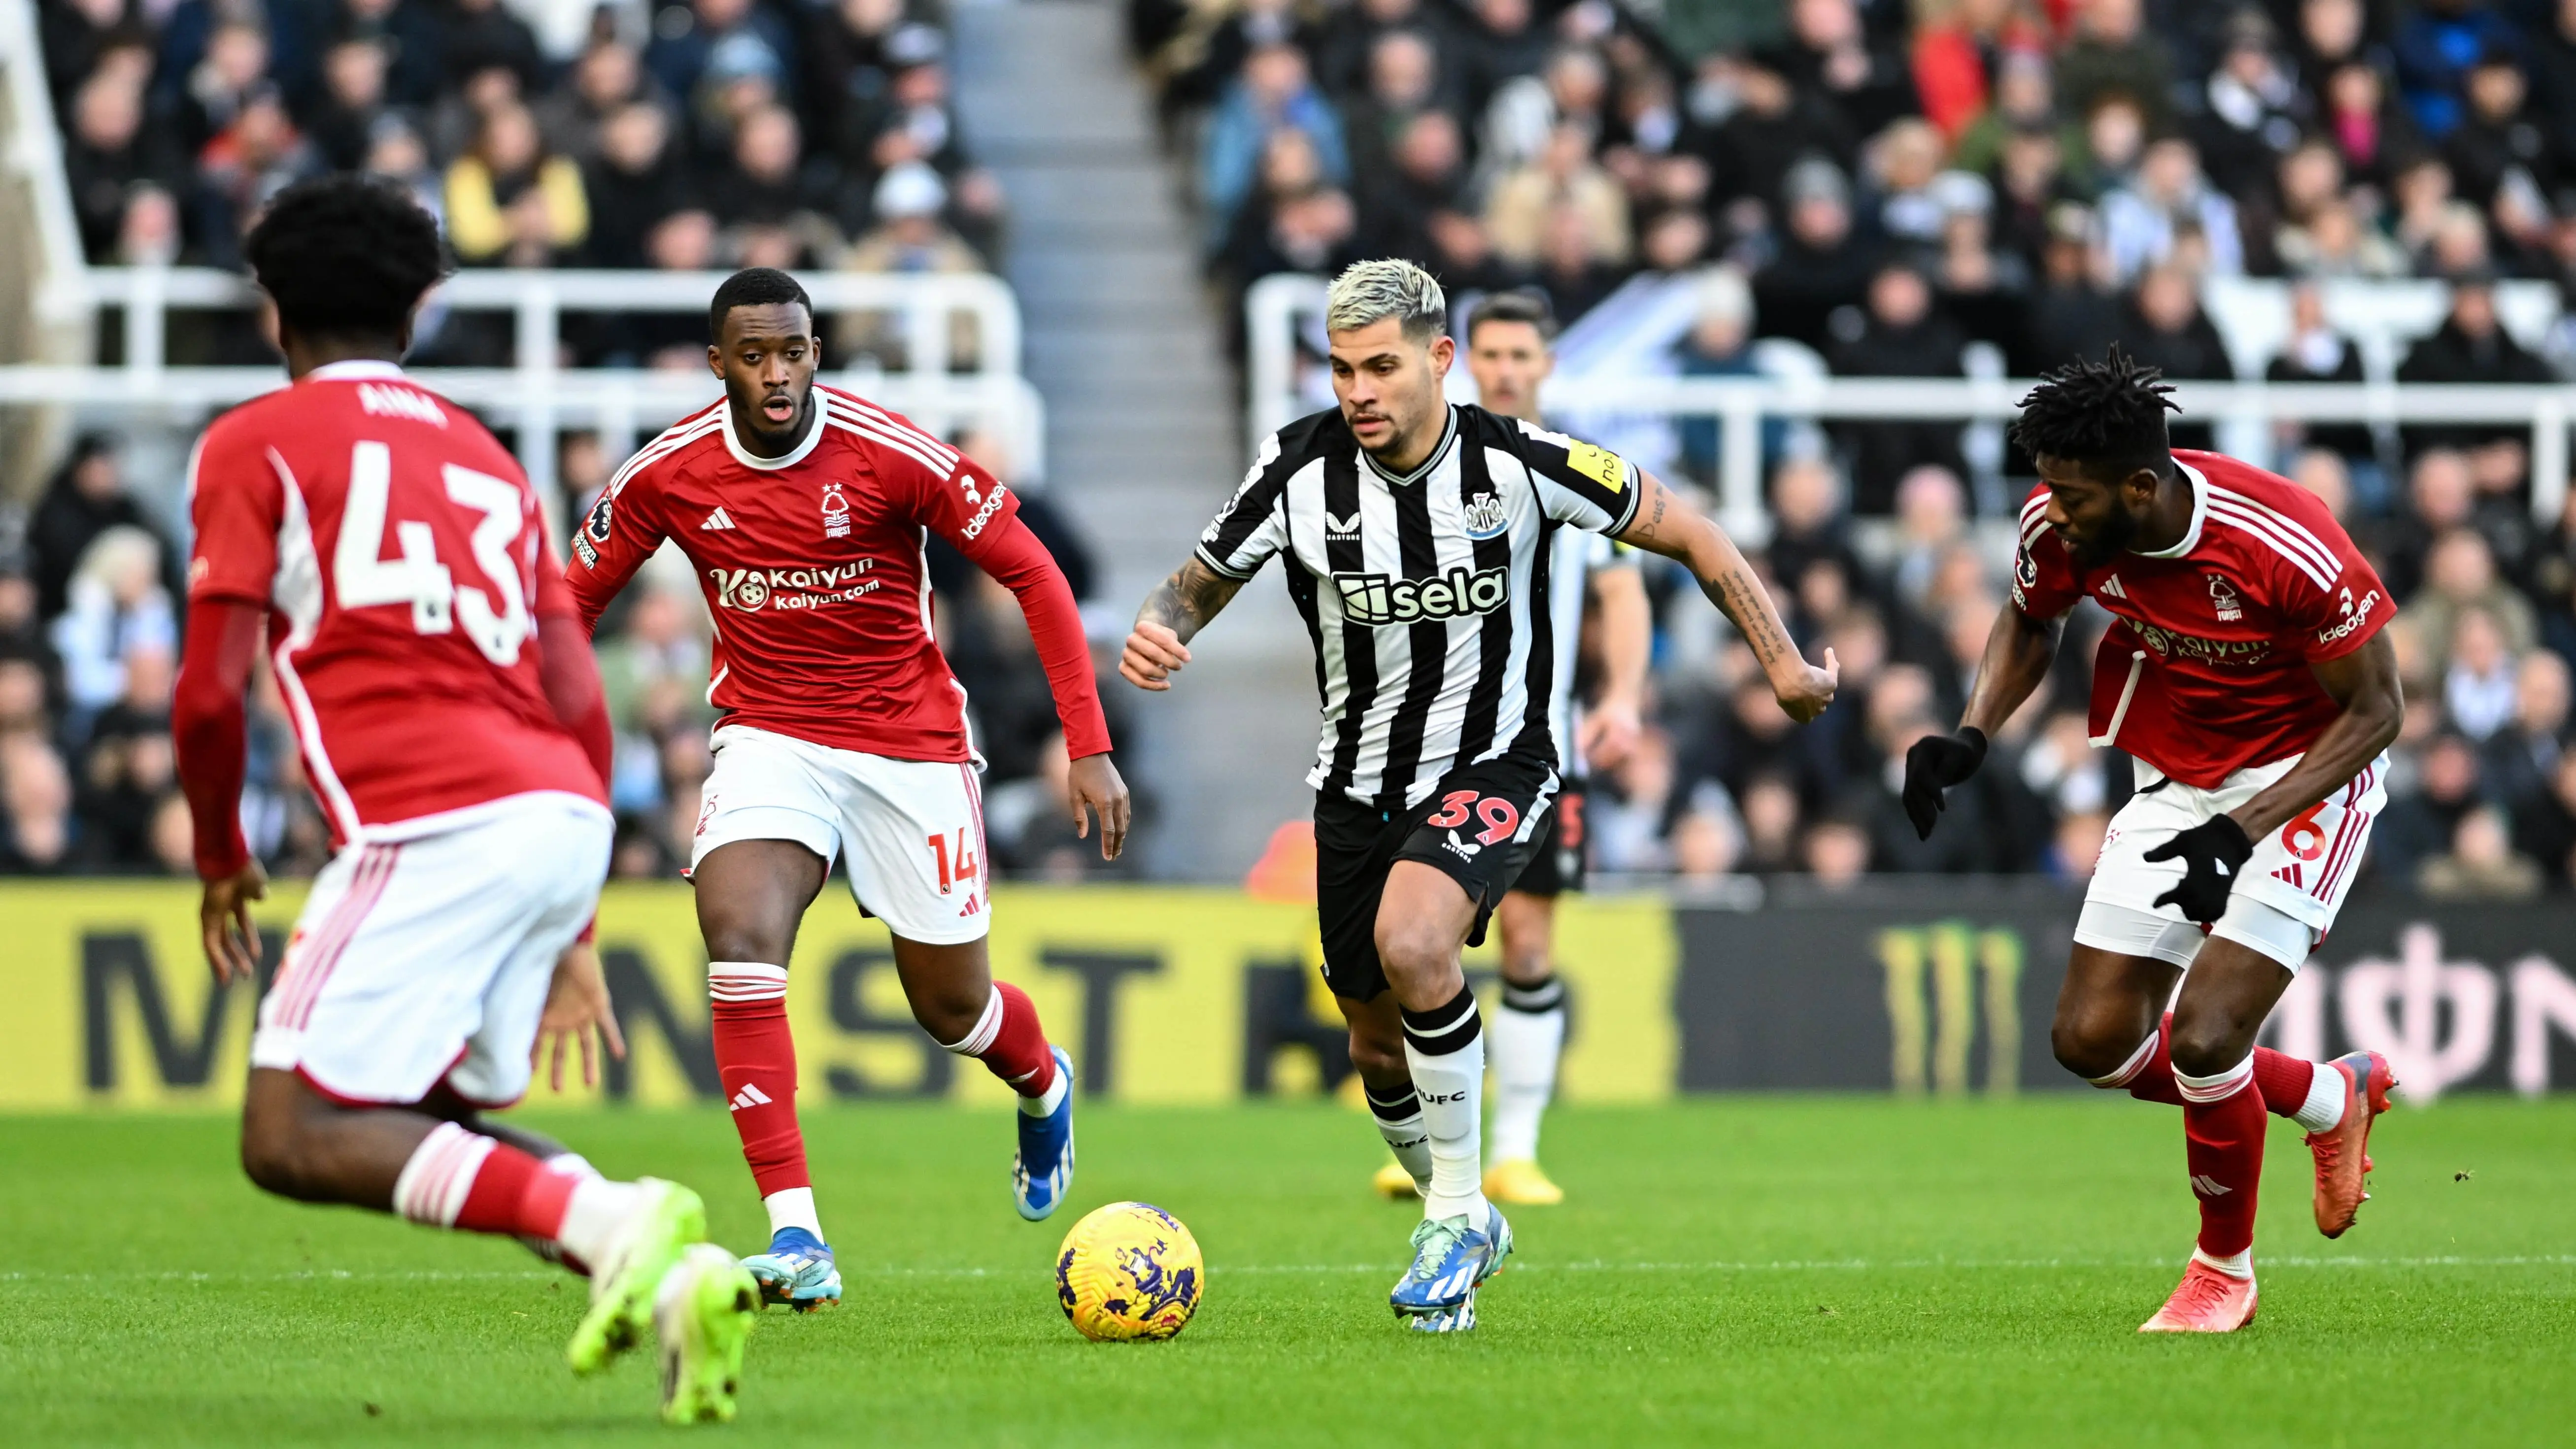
1055;1201;1202;1342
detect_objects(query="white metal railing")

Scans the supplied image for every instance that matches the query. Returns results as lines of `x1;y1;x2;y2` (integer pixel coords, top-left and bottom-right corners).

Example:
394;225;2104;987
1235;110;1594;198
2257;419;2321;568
1247;275;2575;544
3;266;1039;496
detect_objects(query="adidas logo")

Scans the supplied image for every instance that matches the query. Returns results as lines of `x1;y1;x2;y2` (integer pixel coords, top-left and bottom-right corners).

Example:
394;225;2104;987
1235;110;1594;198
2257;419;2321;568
2100;573;2127;599
727;1083;772;1112
2275;863;2304;889
702;507;737;531
2190;1174;2232;1198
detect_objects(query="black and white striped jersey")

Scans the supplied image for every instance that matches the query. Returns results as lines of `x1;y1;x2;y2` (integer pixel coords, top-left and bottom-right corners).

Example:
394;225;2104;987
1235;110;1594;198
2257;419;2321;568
1193;403;1640;808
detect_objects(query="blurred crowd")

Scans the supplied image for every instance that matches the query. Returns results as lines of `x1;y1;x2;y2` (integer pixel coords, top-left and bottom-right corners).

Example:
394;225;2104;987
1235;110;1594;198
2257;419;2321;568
0;427;1137;881
1140;0;2576;893
42;0;1004;366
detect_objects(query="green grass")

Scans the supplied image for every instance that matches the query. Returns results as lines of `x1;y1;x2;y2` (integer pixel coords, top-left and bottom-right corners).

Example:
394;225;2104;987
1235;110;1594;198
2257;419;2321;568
3;1097;2572;1446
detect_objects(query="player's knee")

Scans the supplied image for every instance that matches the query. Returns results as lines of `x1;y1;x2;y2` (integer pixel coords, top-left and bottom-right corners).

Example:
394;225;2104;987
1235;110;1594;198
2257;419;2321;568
2165;1012;2244;1081
1346;1023;1406;1081
237;1101;317;1199
1372;919;1456;986
2050;1007;2142;1082
910;981;989;1046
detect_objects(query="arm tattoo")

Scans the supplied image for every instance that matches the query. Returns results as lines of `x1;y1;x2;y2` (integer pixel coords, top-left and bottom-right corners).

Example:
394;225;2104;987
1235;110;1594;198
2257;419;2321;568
1702;568;1791;669
1138;557;1244;643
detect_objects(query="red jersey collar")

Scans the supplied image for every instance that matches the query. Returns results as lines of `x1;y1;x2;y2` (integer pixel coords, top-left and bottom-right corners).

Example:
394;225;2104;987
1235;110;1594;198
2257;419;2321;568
720;393;828;471
2135;460;2209;560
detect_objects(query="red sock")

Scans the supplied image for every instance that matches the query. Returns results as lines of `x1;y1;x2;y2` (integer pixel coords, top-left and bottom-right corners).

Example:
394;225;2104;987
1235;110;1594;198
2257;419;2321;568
943;982;1059;1098
709;962;810;1198
2115;1015;2316;1122
2177;1071;2266;1258
2251;1049;2317;1119
394;1122;577;1239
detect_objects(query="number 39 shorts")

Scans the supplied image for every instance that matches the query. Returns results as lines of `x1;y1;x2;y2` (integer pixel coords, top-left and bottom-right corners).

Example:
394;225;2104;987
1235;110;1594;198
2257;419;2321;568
1313;752;1559;1002
2076;751;2388;973
250;791;612;1108
690;724;993;945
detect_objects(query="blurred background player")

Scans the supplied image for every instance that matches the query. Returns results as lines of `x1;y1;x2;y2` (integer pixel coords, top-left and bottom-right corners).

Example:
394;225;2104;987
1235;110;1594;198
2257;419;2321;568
1904;352;2402;1335
172;176;753;1423
566;268;1129;1313
1123;259;1835;1332
1371;291;1649;1208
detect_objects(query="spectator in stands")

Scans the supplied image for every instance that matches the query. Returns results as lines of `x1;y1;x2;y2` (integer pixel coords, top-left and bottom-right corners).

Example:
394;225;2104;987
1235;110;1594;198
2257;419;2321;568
444;100;588;266
2195;13;2307;211
537;40;660;167
2484;647;2570;804
1763;0;1918;141
2531;0;2576;163
48;526;174;744
2514;751;2576;889
1909;0;2043;144
1483;40;1609;178
172;19;270;158
1865;116;1951;245
360;116;443;230
1753;156;1876;352
646;0;795;119
27;438;182;625
1828;262;1967;513
584;101;687;269
840;162;988;368
2394;0;2523;140
2445;606;2521;739
1345;29;1449;201
1360;108;1468;259
2098;136;2245;282
707;104;840;267
2318;60;2422;197
193;84;318;265
0;733;74;874
1203;42;1349;244
2266;282;2377;473
1703;57;1858;213
2401;527;2539;675
2120;263;2233;448
63;67;173;263
1461;0;1551;116
307;37;393;174
2419;802;2543;898
1487;121;1630;267
439;0;544;98
2397;267;2554;454
1951;45;2057;176
2055;0;2175;135
1674;267;1768;482
2445;46;2561;260
1311;0;1451;102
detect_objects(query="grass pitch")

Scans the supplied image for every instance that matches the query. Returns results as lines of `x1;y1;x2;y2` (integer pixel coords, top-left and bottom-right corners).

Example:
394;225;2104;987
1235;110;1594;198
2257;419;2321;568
3;1096;2572;1446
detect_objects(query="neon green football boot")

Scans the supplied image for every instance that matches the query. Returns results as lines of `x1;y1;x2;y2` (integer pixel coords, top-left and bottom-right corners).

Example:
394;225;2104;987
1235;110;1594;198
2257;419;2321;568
654;1243;759;1425
566;1179;705;1376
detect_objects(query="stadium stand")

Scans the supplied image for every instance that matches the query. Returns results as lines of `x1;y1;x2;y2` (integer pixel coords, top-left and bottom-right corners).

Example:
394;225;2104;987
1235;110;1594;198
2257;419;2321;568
1138;0;2576;891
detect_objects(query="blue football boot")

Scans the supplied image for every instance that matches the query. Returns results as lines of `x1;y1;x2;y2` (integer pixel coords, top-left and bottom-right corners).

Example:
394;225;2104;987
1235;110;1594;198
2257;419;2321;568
1389;1200;1512;1328
1014;1046;1076;1221
739;1226;841;1313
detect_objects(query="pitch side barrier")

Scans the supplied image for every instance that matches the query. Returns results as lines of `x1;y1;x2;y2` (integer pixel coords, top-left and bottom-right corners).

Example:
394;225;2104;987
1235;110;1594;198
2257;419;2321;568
0;267;1043;505
9;879;2575;1110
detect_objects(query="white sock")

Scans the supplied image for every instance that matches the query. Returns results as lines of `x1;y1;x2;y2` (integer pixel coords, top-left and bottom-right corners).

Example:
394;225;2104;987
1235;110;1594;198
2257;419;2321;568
1365;1080;1433;1191
555;1176;645;1271
1488;976;1565;1164
764;1185;823;1239
1400;986;1488;1223
1021;1065;1070;1118
2193;1246;2253;1281
2293;1060;2347;1133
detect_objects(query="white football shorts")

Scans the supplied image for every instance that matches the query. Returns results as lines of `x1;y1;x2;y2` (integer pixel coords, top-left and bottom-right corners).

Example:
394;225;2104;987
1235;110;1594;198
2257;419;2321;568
251;791;612;1107
2076;751;2389;973
690;724;991;945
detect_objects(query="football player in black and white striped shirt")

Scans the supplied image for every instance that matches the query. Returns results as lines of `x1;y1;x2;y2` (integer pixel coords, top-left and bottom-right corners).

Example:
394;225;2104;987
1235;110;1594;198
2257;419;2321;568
1119;259;1837;1333
1364;291;1654;1211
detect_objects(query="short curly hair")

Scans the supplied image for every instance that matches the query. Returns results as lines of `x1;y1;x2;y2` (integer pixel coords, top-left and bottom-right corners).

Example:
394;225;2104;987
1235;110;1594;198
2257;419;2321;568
242;175;446;341
2008;347;2180;477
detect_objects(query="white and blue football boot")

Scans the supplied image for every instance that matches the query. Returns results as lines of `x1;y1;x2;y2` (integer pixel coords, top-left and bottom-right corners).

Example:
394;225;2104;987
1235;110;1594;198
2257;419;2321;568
1013;1046;1076;1221
1389;1200;1512;1330
739;1226;841;1313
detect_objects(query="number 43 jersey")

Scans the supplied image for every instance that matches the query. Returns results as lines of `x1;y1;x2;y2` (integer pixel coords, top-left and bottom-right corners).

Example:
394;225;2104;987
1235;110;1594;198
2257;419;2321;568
187;361;603;841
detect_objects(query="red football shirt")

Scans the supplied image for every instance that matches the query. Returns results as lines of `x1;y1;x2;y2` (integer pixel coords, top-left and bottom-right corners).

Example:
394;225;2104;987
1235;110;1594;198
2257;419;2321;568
2011;450;2392;788
185;361;605;842
565;383;1077;762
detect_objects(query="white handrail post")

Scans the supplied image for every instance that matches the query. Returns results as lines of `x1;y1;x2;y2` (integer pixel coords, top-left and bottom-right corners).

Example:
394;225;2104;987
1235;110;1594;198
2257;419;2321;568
129;264;166;390
516;277;560;498
1719;385;1766;544
2535;395;2569;527
910;283;949;379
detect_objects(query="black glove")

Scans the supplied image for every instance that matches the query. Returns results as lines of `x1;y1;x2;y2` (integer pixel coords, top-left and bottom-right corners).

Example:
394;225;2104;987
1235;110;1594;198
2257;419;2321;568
2145;816;2255;922
1901;727;1988;841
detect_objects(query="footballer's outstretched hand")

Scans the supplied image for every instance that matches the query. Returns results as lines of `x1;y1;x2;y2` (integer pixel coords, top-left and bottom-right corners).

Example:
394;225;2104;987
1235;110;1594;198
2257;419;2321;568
1772;648;1840;725
535;939;627;1092
2145;815;2255;923
1901;727;1989;840
200;862;268;985
1068;752;1131;861
1119;621;1190;691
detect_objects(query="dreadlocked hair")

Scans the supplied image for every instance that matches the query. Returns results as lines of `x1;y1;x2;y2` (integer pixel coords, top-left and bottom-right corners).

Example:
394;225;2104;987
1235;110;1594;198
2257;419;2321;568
2008;347;2179;476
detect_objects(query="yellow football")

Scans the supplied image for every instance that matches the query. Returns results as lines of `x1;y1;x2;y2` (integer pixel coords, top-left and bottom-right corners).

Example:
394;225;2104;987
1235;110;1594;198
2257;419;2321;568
1055;1201;1203;1342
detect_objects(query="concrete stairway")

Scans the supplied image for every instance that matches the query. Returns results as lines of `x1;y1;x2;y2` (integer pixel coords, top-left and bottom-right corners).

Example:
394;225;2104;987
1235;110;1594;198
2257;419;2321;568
951;0;1319;880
